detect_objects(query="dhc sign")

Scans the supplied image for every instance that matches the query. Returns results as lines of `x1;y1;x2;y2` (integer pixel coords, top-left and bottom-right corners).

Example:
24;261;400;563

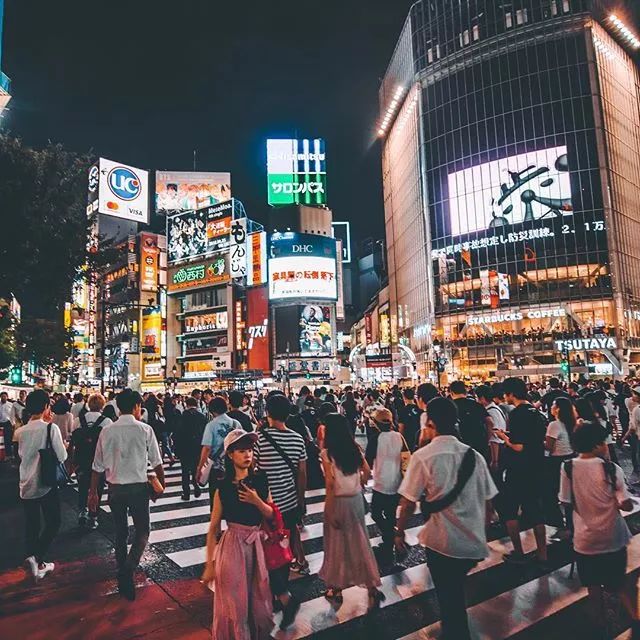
554;337;617;351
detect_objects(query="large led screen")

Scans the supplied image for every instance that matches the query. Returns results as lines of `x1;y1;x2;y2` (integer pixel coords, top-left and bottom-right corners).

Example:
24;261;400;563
300;305;332;356
167;200;232;264
156;171;231;216
448;146;572;236
267;139;327;206
268;232;337;301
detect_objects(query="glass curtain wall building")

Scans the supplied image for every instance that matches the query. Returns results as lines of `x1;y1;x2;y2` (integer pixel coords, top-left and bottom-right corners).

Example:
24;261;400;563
380;0;640;381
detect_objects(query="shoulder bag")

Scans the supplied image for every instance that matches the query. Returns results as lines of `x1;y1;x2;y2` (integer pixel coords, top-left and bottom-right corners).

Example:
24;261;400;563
420;446;476;522
261;502;294;570
39;423;71;488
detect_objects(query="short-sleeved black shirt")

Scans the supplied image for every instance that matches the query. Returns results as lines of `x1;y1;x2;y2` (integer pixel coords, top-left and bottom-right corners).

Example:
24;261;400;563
218;471;269;526
227;409;254;433
398;404;422;450
505;404;547;476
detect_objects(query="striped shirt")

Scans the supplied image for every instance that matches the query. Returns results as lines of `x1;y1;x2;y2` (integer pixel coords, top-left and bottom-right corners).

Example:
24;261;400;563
255;427;307;514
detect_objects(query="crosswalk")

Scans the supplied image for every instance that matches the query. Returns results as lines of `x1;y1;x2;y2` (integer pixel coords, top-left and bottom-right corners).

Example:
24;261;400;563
89;459;640;639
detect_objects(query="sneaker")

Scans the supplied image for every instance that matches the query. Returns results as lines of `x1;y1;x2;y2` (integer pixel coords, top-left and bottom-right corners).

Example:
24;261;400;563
280;596;300;630
181;494;190;501
24;556;38;581
503;551;530;565
78;508;89;526
194;487;202;499
87;517;99;531
37;563;55;580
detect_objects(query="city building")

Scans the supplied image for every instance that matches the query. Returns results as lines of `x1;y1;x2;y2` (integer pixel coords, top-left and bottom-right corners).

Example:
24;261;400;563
94;232;167;392
380;0;640;382
0;0;11;116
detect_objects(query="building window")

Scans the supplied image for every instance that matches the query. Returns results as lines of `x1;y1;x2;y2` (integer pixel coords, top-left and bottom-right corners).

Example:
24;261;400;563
459;29;471;47
426;42;440;63
505;11;513;28
472;24;480;41
516;9;528;25
563;0;570;12
550;0;558;16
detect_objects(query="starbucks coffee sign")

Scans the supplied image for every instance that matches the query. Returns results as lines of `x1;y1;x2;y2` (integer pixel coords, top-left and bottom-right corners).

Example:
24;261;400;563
554;337;617;351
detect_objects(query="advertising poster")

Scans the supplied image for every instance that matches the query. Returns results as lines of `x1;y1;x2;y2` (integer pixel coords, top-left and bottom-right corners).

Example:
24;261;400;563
183;354;232;380
142;307;162;354
167;256;229;293
299;305;332;356
97;158;149;224
268;232;338;300
167;200;233;264
229;218;248;278
247;231;267;286
139;233;159;292
267;139;327;206
183;335;228;357
156;171;231;215
246;286;270;372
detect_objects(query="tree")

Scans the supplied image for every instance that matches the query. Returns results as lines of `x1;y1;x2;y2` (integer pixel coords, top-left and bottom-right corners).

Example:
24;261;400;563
17;318;73;382
0;134;93;315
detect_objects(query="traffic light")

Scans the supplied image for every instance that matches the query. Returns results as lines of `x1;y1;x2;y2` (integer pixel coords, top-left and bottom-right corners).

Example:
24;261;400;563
560;360;569;375
10;367;22;385
306;372;311;379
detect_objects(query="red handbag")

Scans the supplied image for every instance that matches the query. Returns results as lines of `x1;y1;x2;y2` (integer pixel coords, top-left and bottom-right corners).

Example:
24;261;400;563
261;503;294;571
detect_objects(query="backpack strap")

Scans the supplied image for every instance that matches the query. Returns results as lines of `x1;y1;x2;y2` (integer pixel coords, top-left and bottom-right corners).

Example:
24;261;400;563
603;460;617;492
422;447;476;517
563;459;577;513
93;414;108;430
79;412;88;429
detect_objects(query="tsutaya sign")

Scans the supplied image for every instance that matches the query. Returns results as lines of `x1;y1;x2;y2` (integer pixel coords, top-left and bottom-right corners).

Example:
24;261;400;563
554;337;618;351
467;308;566;326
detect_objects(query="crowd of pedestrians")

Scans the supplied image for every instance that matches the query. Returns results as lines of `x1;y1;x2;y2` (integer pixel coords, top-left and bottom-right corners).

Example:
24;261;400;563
3;374;640;638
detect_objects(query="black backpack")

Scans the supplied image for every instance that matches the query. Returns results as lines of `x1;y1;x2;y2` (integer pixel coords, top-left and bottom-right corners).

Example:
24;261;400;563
456;399;489;457
73;413;108;471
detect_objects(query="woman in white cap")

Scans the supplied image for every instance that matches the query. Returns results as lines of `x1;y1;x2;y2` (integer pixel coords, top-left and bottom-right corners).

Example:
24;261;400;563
202;429;274;639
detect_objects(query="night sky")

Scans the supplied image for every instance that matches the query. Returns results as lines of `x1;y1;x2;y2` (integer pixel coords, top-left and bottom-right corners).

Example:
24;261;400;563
2;0;415;250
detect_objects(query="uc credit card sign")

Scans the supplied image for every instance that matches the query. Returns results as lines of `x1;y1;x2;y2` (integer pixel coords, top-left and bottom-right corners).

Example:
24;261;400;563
97;158;149;224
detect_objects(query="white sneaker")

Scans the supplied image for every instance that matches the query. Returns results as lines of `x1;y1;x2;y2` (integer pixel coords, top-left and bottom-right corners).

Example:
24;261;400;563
24;556;38;580
37;562;55;580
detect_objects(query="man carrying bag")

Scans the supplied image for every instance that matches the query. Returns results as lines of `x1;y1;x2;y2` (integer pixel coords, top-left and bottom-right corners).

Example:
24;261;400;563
394;397;497;640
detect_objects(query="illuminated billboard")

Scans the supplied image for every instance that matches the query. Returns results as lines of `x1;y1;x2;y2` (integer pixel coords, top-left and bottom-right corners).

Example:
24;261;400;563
167;200;233;264
167;256;229;294
183;312;228;334
247;231;267;286
448;146;571;236
267;139;327;206
139;233;159;292
141;306;162;354
268;232;337;301
300;305;332;356
156;171;231;216
246;286;270;372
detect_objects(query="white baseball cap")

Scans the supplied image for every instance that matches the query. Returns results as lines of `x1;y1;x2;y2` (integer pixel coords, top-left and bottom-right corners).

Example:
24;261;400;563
223;428;259;454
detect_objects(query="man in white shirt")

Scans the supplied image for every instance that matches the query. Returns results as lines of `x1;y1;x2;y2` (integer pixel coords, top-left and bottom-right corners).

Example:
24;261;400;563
0;391;14;459
476;384;507;471
89;389;164;601
17;390;67;582
559;421;638;637
70;392;86;425
394;397;497;640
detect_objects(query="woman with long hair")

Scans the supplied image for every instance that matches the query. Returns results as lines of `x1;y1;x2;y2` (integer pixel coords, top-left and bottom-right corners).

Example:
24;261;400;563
341;391;360;436
51;397;74;442
202;429;274;639
319;413;383;610
544;397;577;537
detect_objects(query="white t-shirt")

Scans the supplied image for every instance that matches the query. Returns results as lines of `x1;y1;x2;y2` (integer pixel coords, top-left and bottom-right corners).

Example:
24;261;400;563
546;420;573;457
399;435;498;559
17;420;68;499
486;403;507;445
92;414;162;484
559;457;632;555
372;430;403;495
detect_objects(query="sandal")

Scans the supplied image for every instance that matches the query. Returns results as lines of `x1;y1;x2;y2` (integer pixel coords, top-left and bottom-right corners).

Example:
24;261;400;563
324;588;343;603
291;560;310;575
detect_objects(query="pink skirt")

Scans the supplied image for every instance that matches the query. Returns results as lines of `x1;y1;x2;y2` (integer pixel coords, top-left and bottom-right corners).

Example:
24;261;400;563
212;523;274;640
319;493;381;590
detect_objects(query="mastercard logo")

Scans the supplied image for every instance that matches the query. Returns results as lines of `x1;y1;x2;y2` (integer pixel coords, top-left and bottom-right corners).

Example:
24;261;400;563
107;201;120;210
